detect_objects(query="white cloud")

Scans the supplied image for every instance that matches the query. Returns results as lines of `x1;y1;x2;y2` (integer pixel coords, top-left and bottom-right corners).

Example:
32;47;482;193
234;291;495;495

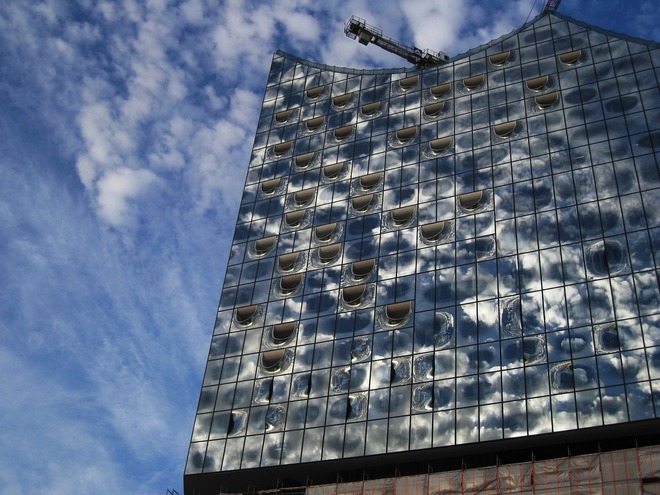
96;167;160;227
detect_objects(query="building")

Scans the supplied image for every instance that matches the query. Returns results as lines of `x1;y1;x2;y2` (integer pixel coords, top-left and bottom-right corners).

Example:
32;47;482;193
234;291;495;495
185;9;660;495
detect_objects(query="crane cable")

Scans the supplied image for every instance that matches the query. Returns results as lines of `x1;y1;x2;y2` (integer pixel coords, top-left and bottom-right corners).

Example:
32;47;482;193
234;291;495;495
525;0;541;23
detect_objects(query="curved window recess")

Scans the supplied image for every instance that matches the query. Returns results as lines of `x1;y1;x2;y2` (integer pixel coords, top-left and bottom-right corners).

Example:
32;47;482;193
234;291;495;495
273;141;293;156
235;305;258;325
351;259;375;280
361;101;381;115
526;75;549;91
459;190;484;210
386;301;412;325
493;121;517;138
359;173;382;190
420;221;449;243
535;92;559;109
272;322;296;345
333;93;352;107
306;86;325;99
463;74;485;91
227;411;246;436
279;274;303;295
399;75;419;90
295;152;315;169
275;109;294;123
334;125;353;140
278;252;300;272
262;349;286;372
315;223;337;242
254;236;277;256
293;188;315;207
558;49;582;65
322;162;345;180
423;101;445;117
285;210;306;227
305;116;325;131
318;243;341;264
342;284;367;306
430;83;451;97
260;178;281;195
396;126;417;143
391;206;415;226
352;194;374;212
429;136;453;153
489;50;511;66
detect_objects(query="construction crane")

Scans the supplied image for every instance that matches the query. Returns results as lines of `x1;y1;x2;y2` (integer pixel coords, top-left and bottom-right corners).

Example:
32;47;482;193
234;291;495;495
344;15;448;68
543;0;561;13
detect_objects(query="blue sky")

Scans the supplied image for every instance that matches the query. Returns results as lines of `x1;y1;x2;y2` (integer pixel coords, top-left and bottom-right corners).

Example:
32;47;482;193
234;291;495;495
0;1;656;493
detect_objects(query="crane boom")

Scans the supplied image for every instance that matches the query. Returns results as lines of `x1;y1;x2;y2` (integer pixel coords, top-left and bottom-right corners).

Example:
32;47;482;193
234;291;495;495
543;0;561;13
345;16;448;68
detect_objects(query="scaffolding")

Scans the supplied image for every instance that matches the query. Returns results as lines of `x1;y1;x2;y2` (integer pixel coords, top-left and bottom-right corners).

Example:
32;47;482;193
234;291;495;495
303;446;659;495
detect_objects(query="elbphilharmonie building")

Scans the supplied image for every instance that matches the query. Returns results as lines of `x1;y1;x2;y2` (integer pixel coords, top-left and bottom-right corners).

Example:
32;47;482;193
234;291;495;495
185;9;660;495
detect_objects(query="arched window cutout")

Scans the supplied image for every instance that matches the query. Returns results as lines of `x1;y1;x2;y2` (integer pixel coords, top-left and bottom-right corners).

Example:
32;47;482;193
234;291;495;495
342;284;367;306
352;194;374;212
386;301;412;325
294;188;315;207
318;243;341;264
459;191;484;210
463;74;485;90
396;126;417;142
260;178;281;195
262;349;285;372
493;121;517;137
334;126;353;140
559;49;581;65
306;116;325;131
275;109;294;123
391;206;415;225
361;102;381;115
278;252;299;272
360;173;382;190
421;221;448;242
272;322;296;345
235;305;258;325
333;93;352;107
285;210;306;227
351;259;375;279
526;75;549;91
424;101;445;116
535;92;559;108
323;162;344;179
273;141;292;156
431;83;451;97
254;236;277;256
399;75;419;89
280;274;303;294
315;223;337;242
489;51;511;65
306;86;325;99
295;152;315;169
430;136;453;153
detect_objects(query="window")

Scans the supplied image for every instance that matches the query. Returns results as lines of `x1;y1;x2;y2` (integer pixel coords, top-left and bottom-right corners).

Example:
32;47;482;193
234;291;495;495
390;206;415;226
278;252;300;272
323;162;345;180
398;75;419;89
333;93;352;107
361;101;381;115
293;188;315;207
261;349;286;372
279;274;303;294
359;173;382;190
342;284;367;306
254;236;277;256
459;190;484;210
423;101;445;117
351;259;375;280
430;83;451;97
273;141;293;156
306;116;325;131
385;301;412;325
285;210;306;227
352;194;375;212
318;243;341;264
315;223;338;242
396;126;417;143
526;75;549;91
493;121;517;137
334;125;353;140
558;49;582;65
271;322;296;345
275;109;294;123
535;92;559;109
306;85;325;99
295;152;315;169
463;74;485;90
260;178;281;195
235;305;258;325
420;221;450;242
489;51;511;65
429;136;453;153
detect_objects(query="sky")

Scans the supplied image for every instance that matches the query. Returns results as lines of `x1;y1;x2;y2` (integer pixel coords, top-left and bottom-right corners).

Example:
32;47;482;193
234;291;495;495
0;0;657;493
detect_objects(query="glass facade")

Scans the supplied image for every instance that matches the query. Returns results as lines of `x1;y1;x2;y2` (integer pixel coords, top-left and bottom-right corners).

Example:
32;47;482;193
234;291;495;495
185;11;660;494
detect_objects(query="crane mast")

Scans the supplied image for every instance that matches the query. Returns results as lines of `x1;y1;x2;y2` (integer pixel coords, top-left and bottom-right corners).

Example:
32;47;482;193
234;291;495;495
344;16;448;68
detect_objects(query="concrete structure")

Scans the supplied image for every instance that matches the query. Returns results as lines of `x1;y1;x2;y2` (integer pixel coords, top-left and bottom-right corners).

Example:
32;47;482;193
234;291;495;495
185;10;660;495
